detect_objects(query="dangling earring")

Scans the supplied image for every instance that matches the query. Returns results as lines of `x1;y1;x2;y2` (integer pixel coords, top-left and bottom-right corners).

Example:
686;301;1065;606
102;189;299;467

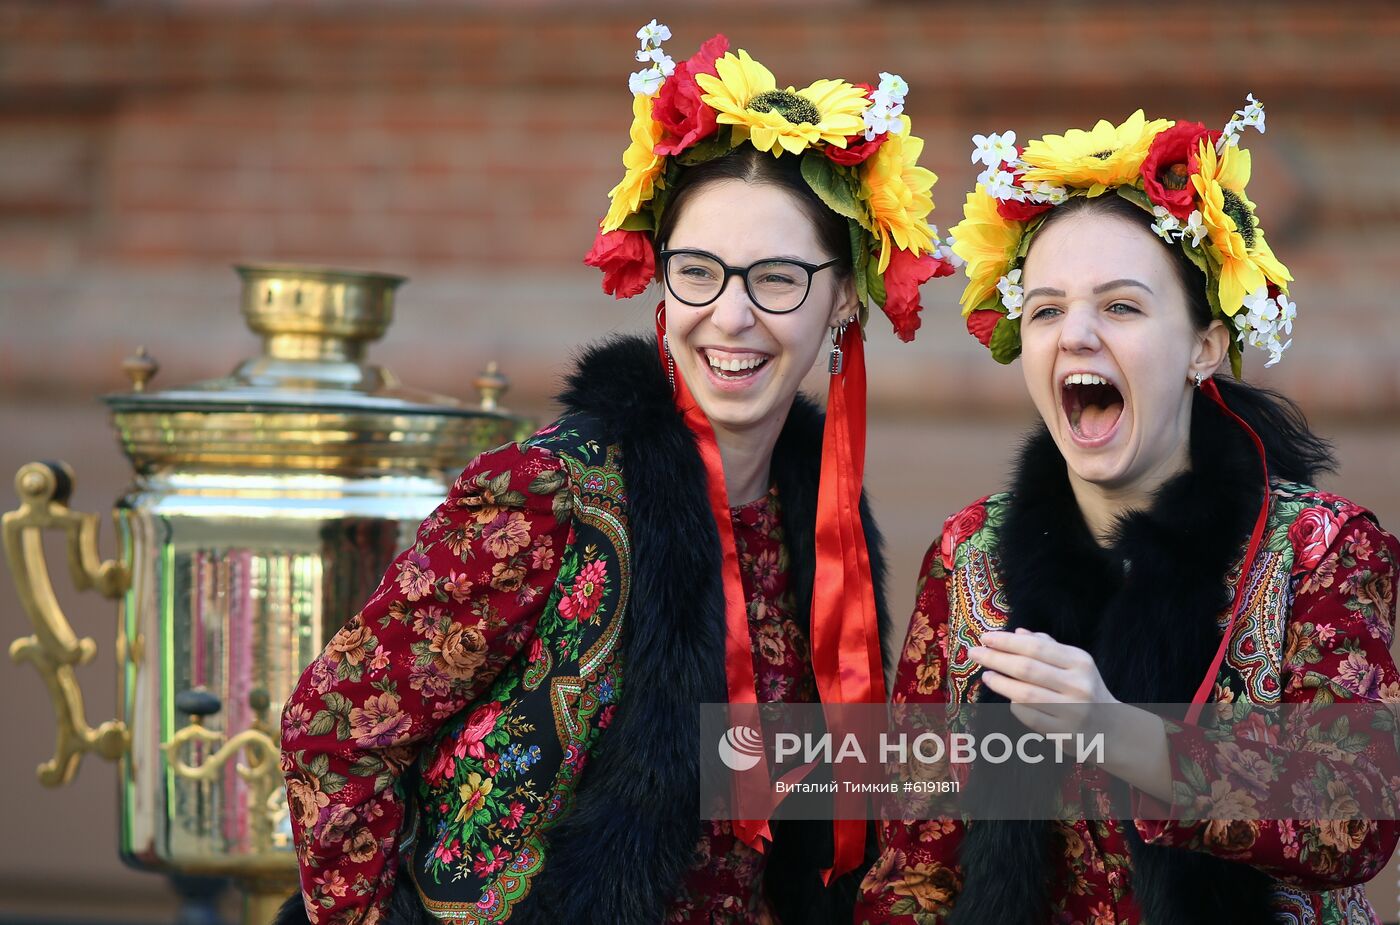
828;319;850;375
657;303;675;393
664;335;675;392
1193;371;1204;389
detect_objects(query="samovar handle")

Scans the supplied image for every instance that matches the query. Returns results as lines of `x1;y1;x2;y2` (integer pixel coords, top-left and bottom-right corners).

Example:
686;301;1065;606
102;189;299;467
2;461;131;785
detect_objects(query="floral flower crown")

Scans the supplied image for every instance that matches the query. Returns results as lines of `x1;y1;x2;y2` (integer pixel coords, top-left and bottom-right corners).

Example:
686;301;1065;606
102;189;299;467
584;21;955;342
949;97;1295;373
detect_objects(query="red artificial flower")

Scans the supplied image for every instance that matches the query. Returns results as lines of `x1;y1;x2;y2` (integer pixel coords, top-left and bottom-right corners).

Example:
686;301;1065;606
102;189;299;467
825;83;886;166
965;308;1002;347
584;228;656;299
996;198;1052;222
652;34;729;156
1141;121;1218;220
880;247;954;343
826;135;886;166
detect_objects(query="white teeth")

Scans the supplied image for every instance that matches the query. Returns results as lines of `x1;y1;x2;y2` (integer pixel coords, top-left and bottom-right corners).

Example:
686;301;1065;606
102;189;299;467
1064;373;1109;387
708;354;766;372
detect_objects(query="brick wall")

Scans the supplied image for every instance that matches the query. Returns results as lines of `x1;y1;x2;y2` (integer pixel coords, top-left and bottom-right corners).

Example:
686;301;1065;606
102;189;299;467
2;2;1398;919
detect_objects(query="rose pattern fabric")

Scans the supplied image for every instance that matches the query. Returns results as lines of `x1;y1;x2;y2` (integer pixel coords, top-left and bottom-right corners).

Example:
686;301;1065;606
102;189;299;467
668;488;817;924
281;441;575;924
858;487;1400;924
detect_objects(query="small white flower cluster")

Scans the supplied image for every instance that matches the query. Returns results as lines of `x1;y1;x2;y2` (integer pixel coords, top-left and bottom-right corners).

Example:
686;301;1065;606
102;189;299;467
1235;285;1295;367
863;73;910;141
1150;205;1208;248
1217;93;1266;153
997;268;1024;319
969;131;1067;207
929;224;963;270
629;20;675;96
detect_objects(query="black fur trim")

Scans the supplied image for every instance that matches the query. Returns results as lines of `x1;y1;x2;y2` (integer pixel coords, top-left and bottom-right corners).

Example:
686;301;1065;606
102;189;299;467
951;393;1277;924
504;334;890;923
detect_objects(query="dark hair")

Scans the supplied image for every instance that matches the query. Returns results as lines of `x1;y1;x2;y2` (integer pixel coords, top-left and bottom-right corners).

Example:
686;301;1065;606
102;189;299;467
652;146;852;280
1034;194;1336;483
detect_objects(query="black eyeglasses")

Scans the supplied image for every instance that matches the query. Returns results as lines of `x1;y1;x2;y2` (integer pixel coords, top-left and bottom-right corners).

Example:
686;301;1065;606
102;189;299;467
659;248;841;314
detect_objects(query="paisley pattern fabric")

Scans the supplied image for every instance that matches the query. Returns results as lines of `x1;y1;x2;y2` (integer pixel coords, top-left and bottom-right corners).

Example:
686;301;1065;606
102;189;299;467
858;482;1400;924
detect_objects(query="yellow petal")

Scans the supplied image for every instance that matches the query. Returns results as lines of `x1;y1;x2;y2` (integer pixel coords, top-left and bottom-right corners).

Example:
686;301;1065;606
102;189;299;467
1217;258;1263;318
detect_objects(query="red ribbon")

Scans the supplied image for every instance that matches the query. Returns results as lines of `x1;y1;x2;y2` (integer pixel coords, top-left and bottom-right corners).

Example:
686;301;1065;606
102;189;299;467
655;306;886;880
1186;378;1271;725
811;324;887;881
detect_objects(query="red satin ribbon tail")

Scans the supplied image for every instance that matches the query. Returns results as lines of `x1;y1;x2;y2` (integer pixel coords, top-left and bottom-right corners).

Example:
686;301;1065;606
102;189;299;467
812;327;888;880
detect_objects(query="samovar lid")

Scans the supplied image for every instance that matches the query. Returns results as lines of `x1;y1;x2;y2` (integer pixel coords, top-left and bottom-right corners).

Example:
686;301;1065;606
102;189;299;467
104;265;525;476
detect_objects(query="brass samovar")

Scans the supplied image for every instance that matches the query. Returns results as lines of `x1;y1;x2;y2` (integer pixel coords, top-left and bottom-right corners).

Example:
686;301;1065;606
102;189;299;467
4;265;528;923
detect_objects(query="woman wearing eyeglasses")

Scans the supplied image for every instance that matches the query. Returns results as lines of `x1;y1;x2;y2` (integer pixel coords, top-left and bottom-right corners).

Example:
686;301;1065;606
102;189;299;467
276;25;953;925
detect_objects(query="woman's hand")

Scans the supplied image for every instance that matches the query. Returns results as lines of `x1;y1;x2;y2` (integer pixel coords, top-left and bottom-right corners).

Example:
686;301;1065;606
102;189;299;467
970;628;1115;730
969;628;1172;801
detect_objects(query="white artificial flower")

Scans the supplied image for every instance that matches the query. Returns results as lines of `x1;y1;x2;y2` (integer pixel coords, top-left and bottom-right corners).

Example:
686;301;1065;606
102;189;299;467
629;66;665;96
636;19;671;48
634;47;675;76
971;131;1018;169
1240;286;1273;319
1182;210;1207;248
1237;93;1266;133
1217;123;1242;153
863;109;901;141
650;48;675;76
1025;182;1067;205
998;269;1024;318
1151;206;1182;242
877;72;910;102
1275;293;1295;335
939;232;966;269
981;169;1024;202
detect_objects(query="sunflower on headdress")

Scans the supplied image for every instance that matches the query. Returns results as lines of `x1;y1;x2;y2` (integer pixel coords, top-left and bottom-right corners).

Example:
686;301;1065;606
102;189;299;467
1019;109;1173;198
601;93;666;233
1190;139;1292;318
696;50;868;156
862;116;938;271
949;186;1023;315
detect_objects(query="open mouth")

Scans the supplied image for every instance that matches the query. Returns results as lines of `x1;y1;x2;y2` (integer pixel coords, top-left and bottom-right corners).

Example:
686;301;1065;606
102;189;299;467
703;349;772;382
1061;372;1124;443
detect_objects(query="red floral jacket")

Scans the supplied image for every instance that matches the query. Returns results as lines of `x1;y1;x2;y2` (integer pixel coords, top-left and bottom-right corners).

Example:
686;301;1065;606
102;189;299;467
858;482;1400;924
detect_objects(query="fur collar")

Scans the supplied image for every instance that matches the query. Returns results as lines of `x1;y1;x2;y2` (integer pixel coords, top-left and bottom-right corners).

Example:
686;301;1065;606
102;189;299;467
950;394;1278;925
511;334;890;924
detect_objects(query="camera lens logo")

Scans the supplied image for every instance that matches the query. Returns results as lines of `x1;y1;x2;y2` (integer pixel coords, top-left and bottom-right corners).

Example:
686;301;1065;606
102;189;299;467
717;725;764;772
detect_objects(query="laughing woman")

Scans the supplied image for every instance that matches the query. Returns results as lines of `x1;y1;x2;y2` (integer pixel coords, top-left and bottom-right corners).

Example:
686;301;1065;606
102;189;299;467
276;25;955;925
857;104;1400;924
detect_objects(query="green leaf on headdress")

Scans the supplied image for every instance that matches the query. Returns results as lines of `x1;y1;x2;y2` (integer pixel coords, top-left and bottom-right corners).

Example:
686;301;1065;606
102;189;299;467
619;211;654;233
800;151;864;224
1180;238;1209;276
1115;185;1154;215
1228;339;1244;379
675;127;737;166
989;316;1022;365
866;249;886;308
849;218;871;307
1013;214;1047;263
